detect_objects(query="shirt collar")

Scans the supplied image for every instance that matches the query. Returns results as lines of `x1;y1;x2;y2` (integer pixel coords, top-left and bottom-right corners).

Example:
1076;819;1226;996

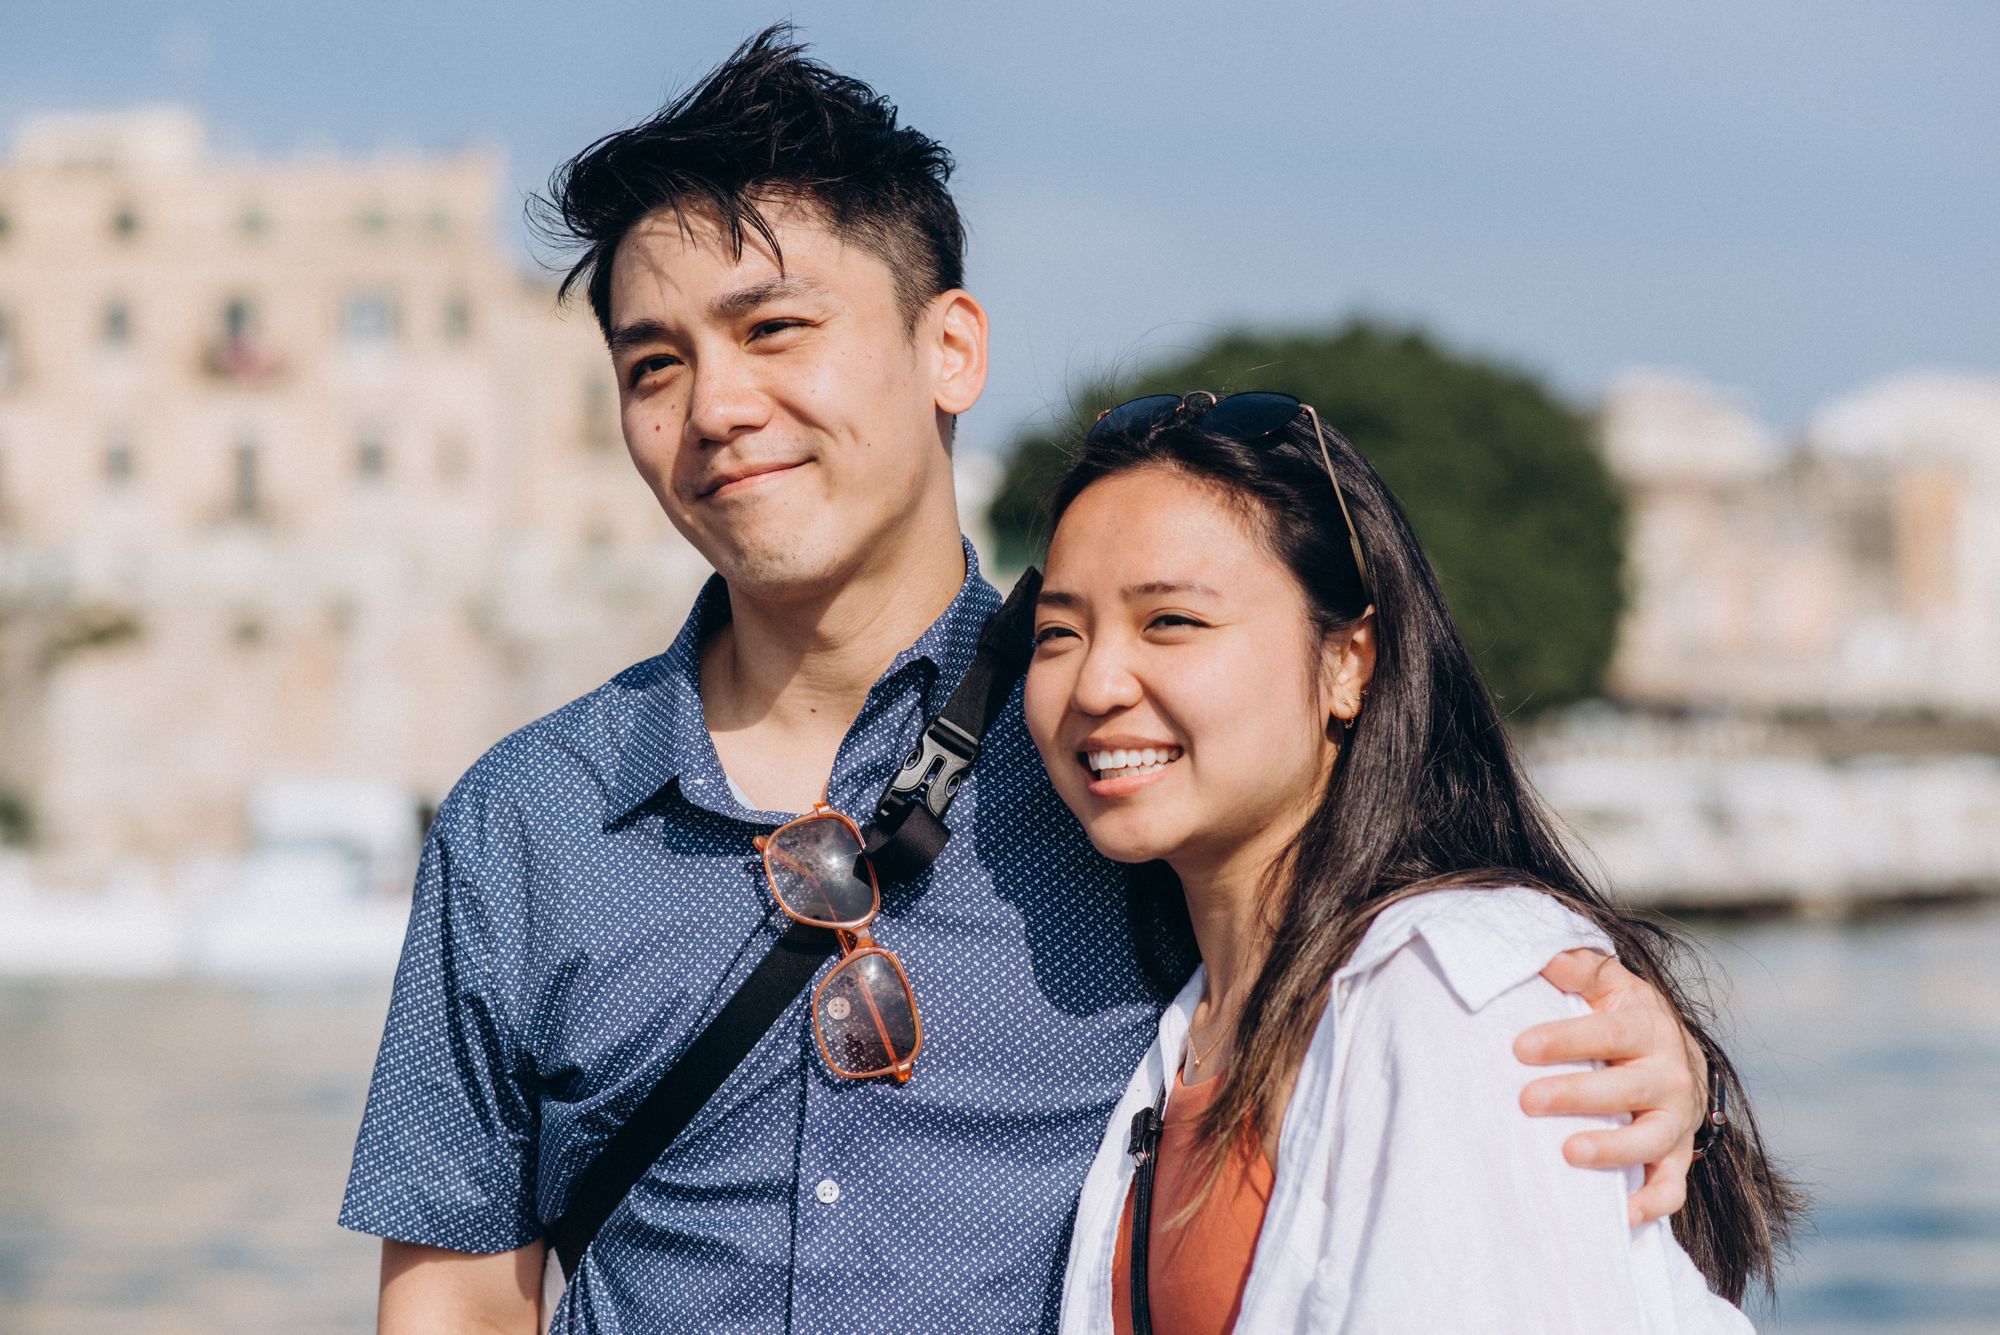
606;536;1001;826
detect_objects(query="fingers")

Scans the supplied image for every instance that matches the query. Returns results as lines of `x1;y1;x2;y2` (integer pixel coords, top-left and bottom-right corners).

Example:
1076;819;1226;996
1513;1008;1650;1066
1558;1107;1683;1171
1538;947;1625;1000
1519;1065;1653;1119
1626;1148;1693;1227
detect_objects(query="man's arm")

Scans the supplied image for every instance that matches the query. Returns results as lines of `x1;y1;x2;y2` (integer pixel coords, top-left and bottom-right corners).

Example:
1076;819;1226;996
379;1238;544;1335
1517;949;1707;1226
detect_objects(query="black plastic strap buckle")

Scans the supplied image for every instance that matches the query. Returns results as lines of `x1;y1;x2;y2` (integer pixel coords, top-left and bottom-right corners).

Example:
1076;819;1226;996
879;715;981;823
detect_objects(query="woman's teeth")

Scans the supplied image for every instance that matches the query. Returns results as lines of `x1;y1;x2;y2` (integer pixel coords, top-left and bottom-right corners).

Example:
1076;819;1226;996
1086;746;1183;779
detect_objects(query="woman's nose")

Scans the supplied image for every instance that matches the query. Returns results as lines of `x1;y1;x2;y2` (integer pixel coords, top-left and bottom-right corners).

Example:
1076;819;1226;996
1069;640;1144;717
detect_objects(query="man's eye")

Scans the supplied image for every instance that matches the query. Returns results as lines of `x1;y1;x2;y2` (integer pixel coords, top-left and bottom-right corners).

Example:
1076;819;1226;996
750;319;808;341
627;354;680;387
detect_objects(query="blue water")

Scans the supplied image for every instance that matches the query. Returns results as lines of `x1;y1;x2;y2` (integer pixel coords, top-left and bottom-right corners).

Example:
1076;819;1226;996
1;901;1995;1332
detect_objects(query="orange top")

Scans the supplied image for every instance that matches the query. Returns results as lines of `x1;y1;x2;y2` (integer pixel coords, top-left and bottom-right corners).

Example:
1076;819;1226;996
1111;1067;1275;1335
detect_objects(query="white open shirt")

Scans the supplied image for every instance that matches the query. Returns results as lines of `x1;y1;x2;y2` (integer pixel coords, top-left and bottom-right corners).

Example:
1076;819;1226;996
1059;888;1754;1334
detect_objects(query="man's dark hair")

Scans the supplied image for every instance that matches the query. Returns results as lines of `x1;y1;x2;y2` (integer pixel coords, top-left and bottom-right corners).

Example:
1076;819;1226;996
534;24;966;338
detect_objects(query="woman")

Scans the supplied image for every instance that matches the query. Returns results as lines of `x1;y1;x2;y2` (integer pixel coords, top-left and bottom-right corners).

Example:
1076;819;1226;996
1022;391;1799;1333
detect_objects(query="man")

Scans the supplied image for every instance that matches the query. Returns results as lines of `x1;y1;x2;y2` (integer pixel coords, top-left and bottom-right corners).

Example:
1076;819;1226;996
341;27;1706;1332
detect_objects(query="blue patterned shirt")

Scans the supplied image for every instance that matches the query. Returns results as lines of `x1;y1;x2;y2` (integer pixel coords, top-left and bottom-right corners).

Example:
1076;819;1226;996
339;541;1181;1333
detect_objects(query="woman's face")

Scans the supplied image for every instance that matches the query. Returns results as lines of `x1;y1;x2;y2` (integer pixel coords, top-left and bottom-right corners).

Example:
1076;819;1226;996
1025;466;1350;882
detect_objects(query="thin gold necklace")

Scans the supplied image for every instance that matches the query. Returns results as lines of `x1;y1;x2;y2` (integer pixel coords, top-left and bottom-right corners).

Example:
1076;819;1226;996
1188;1014;1230;1071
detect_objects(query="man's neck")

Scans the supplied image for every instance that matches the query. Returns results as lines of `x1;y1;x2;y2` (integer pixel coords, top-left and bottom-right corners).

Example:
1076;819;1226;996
700;525;969;812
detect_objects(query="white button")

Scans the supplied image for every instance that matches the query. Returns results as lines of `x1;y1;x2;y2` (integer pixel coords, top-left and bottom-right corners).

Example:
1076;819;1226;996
814;1178;841;1205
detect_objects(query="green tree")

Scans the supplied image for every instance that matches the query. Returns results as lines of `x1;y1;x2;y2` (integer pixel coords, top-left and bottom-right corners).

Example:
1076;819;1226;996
987;322;1625;714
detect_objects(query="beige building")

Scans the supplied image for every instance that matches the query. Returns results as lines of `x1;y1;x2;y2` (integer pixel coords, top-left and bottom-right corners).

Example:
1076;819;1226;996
0;108;713;884
1602;369;2000;718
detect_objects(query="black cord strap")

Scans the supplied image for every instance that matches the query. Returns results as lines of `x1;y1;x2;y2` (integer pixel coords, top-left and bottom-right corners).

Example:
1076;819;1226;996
1126;1082;1169;1335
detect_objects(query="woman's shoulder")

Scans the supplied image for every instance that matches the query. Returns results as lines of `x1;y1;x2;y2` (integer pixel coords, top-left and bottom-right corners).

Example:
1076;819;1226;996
1338;884;1616;1016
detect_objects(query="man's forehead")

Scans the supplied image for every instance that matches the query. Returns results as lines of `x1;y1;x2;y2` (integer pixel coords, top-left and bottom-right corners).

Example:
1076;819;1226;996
608;201;861;322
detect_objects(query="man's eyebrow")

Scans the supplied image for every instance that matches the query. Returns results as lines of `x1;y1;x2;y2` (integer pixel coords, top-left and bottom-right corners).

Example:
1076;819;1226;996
710;275;827;322
606;318;673;357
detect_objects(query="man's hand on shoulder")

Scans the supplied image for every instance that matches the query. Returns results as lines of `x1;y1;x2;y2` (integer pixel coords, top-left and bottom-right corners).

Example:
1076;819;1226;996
379;1238;545;1334
1514;948;1705;1227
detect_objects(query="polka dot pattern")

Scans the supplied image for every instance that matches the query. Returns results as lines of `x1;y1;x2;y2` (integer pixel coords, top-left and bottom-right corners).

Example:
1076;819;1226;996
340;542;1181;1332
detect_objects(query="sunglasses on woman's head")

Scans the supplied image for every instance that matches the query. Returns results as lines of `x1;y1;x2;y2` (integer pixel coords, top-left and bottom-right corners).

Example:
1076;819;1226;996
1089;390;1372;601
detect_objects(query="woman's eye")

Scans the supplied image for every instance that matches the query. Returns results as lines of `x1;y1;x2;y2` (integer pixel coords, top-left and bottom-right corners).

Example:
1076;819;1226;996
1148;614;1204;632
1032;625;1077;648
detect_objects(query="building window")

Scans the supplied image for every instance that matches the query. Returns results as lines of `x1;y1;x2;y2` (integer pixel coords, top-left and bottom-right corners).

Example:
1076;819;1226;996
425;206;451;236
206;297;277;380
357;202;391;234
238;204;269;238
1847;494;1896;571
342;291;398;344
111;203;140;240
232;438;261;517
0;208;11;242
443;294;472;344
104;429;135;484
356;428;387;480
103;299;131;347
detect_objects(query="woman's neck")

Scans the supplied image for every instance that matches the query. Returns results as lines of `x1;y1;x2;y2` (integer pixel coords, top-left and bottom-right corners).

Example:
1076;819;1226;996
1173;827;1294;1018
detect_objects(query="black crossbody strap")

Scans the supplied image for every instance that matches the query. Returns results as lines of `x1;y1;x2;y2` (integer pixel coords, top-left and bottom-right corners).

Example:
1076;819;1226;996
548;919;835;1276
547;567;1043;1279
866;566;1041;880
1126;1081;1169;1335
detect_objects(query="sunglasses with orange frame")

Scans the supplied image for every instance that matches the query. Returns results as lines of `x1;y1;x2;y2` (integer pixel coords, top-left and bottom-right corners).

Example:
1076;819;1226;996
753;804;923;1082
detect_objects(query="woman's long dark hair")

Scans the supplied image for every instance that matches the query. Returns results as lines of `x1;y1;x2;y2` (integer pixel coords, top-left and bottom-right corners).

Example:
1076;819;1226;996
1046;401;1802;1302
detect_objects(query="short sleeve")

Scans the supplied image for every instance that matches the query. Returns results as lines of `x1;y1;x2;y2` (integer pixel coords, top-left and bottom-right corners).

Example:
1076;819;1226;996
1329;936;1655;1331
337;817;541;1251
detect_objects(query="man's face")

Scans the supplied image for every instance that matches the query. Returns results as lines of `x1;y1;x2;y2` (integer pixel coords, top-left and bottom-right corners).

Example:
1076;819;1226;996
605;204;968;600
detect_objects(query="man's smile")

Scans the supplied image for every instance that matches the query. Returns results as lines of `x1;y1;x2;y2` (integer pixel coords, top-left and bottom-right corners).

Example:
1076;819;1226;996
698;458;811;499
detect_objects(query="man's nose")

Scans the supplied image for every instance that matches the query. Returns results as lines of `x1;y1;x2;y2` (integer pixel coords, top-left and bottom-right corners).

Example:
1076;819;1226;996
683;350;771;446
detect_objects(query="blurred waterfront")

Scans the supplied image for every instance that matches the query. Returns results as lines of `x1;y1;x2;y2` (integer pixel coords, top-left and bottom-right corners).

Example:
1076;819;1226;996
1;899;1996;1332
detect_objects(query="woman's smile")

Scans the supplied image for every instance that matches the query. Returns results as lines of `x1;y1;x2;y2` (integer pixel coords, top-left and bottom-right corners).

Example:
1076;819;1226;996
1079;742;1186;796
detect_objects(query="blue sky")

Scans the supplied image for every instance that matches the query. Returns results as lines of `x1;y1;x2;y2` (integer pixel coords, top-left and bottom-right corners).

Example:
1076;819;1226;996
4;0;1995;445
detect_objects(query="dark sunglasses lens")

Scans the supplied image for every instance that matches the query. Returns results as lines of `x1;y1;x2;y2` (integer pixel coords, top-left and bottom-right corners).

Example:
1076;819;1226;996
816;951;921;1078
1088;394;1181;442
765;816;876;928
1202;392;1301;441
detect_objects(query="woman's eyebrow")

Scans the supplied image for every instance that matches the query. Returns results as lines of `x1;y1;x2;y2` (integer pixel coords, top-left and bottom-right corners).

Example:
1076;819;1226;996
1121;580;1220;600
1035;581;1220;610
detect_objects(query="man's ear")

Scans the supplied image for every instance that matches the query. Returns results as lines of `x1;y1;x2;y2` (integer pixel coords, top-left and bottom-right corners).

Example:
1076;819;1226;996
1323;607;1378;722
930;290;988;417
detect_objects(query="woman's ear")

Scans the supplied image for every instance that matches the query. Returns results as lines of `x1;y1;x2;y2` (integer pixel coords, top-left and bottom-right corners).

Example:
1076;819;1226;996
1323;607;1377;725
